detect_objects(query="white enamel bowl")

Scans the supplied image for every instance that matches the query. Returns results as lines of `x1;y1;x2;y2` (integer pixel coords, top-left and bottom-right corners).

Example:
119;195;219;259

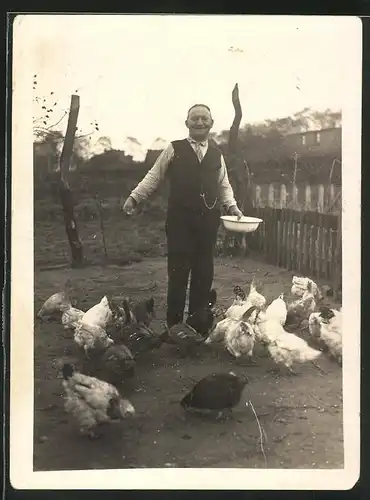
220;215;263;233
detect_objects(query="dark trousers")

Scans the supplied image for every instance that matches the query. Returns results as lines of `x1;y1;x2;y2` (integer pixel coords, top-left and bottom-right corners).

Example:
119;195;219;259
165;207;220;327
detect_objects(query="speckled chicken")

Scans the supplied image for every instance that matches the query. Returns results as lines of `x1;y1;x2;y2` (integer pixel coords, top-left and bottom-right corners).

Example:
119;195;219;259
224;305;257;361
181;371;249;419
225;285;249;320
36;291;71;320
61;363;135;439
291;276;322;301
74;322;114;357
308;306;342;364
61;304;85;330
285;282;317;329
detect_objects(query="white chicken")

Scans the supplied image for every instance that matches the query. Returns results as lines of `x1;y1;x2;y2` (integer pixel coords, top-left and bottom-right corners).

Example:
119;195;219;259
264;293;287;325
204;316;235;345
252;310;282;345
61;363;135;439
61;304;85;330
81;296;113;329
308;306;342;364
267;330;322;374
246;278;267;310
36;291;71;319
225;280;266;321
74;322;114;357
252;312;322;374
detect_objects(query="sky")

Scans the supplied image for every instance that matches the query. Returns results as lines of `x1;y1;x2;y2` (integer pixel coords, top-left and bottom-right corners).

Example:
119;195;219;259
22;14;355;161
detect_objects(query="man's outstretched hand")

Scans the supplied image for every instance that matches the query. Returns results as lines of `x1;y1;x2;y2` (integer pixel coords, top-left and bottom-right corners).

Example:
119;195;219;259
121;196;137;215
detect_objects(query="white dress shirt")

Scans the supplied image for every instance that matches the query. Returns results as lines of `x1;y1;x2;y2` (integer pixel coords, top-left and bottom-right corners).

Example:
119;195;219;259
129;137;237;210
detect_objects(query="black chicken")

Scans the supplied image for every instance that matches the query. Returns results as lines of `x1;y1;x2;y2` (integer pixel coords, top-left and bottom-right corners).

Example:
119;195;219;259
132;297;155;327
181;371;249;418
186;288;217;337
101;344;136;385
318;306;336;322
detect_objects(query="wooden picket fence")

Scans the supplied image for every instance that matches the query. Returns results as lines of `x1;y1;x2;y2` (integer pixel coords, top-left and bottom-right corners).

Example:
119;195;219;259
253;182;341;214
217;182;342;298
249;207;341;295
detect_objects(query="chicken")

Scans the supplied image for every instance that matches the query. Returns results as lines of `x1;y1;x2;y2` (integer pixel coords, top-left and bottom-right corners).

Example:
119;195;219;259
291;276;322;301
246;278;267;310
121;323;164;356
36;291;71;320
252;310;281;345
211;304;227;321
264;293;287;326
285;282;316;329
163;323;204;356
113;298;163;355
225;285;249;320
61;304;85;330
204;316;235;345
81;296;113;330
74;322;114;357
224;305;257;361
308;306;342;364
107;297;135;342
101;344;136;384
181;371;249;419
267;331;321;374
186;289;217;337
132;297;156;327
61;363;135;439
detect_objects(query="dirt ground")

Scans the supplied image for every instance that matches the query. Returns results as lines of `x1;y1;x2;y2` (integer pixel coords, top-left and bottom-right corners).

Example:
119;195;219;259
33;256;343;471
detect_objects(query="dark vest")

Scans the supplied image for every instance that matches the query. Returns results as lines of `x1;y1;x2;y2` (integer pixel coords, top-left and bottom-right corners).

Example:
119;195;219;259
166;139;221;214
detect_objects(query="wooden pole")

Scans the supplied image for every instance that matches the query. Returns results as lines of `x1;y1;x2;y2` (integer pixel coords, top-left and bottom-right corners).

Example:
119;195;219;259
227;83;254;254
58;94;84;267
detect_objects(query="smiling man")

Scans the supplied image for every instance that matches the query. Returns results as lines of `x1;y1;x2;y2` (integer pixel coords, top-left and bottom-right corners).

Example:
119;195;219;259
122;104;243;328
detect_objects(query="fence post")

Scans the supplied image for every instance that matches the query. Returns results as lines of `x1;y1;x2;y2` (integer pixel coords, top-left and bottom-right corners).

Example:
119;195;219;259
268;183;275;208
328;183;335;212
304;184;312;211
280;183;287;208
255;184;262;207
317;184;325;212
292;183;298;210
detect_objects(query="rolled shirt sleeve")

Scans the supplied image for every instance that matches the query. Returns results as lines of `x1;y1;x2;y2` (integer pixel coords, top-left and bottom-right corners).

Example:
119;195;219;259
218;155;238;210
130;143;174;204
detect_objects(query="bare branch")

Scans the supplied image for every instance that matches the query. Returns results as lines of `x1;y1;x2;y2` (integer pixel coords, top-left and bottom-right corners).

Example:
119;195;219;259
45;110;68;130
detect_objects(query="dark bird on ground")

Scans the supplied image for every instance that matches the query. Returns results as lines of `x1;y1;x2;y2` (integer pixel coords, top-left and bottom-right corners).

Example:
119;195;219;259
101;343;136;384
186;288;217;337
181;371;249;418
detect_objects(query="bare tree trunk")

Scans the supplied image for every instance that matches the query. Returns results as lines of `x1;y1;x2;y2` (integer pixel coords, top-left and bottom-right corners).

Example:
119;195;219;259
58;94;84;267
227;83;250;255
